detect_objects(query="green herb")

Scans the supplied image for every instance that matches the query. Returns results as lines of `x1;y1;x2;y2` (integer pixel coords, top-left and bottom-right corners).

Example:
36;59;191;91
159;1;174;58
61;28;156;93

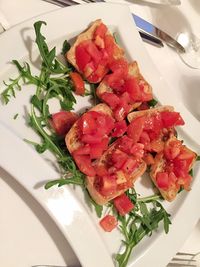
62;40;71;55
148;98;158;107
197;155;200;161
116;189;171;267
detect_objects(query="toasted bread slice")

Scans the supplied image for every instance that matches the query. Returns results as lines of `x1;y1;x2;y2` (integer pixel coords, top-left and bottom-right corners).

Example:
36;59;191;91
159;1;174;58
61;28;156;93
65;103;113;154
96;61;153;112
150;135;197;201
86;140;147;205
127;105;174;122
66;19;124;83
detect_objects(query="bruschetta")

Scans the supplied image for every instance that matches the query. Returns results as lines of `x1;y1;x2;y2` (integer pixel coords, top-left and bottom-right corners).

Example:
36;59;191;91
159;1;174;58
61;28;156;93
150;135;197;201
66;19;124;83
96;60;153;121
65;103;115;177
86;137;147;205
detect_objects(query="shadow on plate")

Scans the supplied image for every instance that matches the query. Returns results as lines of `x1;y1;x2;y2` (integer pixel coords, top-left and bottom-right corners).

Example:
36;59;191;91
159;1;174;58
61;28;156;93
0;166;80;267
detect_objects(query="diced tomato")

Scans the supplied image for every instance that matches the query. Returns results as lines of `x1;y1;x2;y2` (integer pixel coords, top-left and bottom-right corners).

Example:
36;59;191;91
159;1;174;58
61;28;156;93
70;72;85;95
115;170;127;185
79;112;96;135
111;150;129;169
139;81;153;101
100;92;120;109
113;193;134;216
117;135;134;154
112;120;127;137
130;143;144;158
139;131;151;148
81;133;102;144
164;139;182;160
73;154;96;176
161;111;185;128
50;111;79;136
173;158;189;178
95;165;109;176
97;175;117;196
73;145;90;156
90;137;109;159
114;105;127;121
94;35;105;49
137;102;149;111
123;77;141;101
94;64;108;79
109;58;129;79
84;40;102;66
122;157;137;174
104;35;116;60
84;62;95;78
75;44;91;71
94;23;107;39
105;72;125;91
127;116;146;143
99;215;118;232
156;172;170;190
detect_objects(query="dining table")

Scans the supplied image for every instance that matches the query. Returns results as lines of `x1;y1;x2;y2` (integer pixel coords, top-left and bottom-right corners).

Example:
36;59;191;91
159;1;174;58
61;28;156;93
0;0;199;267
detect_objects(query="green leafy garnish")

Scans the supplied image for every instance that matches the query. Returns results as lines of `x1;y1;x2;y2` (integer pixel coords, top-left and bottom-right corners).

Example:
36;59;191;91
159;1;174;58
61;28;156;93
148;98;158;107
115;189;171;267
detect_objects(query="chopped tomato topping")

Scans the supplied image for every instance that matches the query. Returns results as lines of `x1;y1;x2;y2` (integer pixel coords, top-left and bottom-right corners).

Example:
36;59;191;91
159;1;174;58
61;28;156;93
99;215;117;232
130;143;145;158
79;112;96;135
97;175;117;196
111;150;129;169
73;154;96;176
127;116;146;143
143;153;155;165
95;165;109;177
75;44;91;71
90;137;109;159
161;111;185;128
122;158;137;174
164;139;182;160
117;135;134;154
73;144;90;156
94;23;107;39
123;77;141;101
112;120;127;137
50;111;78;136
101;92;120;109
113;194;134;216
156;172;170;190
70;72;85;95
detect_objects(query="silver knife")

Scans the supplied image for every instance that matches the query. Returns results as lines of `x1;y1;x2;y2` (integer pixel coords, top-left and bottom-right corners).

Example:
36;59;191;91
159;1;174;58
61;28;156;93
132;14;185;53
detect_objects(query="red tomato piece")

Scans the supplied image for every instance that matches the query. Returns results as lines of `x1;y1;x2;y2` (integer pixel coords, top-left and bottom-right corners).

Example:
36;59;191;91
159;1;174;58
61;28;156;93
90;137;109;159
130;143;144;158
94;23;107;39
84;40;102;66
109;58;129;79
105;72;125;92
79;112;96;135
81;133;102;144
117;135;134;154
112;120;127;137
73;154;96;176
114;105;127;121
156;172;170;190
97;175;117;196
127;116;146;143
122;157;137;174
161;111;185;128
164;139;182;160
113;193;134;216
50;111;79;136
99;215;118;232
95;165;109;177
143;153;155;165
123;77;141;101
75;44;91;71
101;92;120;109
70;72;85;95
150;139;164;153
73;145;90;156
111;150;129;169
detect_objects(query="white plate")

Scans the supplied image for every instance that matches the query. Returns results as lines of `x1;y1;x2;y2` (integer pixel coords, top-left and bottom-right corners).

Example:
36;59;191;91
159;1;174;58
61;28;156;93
0;3;200;267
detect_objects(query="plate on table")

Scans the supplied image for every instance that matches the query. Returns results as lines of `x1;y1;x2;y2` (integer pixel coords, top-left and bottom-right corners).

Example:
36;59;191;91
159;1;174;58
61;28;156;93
0;3;200;267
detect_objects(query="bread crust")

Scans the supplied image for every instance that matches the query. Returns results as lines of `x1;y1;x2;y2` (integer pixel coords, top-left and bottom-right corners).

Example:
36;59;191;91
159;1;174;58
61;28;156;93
127;105;174;122
150;135;197;201
86;140;147;205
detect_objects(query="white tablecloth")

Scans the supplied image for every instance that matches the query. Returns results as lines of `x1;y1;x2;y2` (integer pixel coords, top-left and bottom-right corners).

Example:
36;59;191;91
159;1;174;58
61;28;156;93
0;0;199;266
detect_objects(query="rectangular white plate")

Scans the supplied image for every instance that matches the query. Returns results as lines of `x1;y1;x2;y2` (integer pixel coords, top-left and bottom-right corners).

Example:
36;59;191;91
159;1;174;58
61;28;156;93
0;3;200;267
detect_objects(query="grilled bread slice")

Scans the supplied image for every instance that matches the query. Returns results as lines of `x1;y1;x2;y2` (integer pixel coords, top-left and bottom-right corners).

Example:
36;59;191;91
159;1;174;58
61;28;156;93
150;135;197;201
86;140;147;205
66;19;124;83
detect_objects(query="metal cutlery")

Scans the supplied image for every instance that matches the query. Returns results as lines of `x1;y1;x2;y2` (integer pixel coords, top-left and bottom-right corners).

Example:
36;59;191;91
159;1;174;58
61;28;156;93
167;252;198;267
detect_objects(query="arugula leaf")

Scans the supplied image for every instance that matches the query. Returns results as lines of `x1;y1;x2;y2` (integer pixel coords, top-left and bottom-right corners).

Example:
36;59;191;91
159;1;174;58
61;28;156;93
148;98;158;107
45;175;84;189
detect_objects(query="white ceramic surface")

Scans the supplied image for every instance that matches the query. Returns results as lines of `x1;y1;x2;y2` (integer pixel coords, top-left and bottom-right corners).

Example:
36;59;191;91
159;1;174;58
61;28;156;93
0;3;200;267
